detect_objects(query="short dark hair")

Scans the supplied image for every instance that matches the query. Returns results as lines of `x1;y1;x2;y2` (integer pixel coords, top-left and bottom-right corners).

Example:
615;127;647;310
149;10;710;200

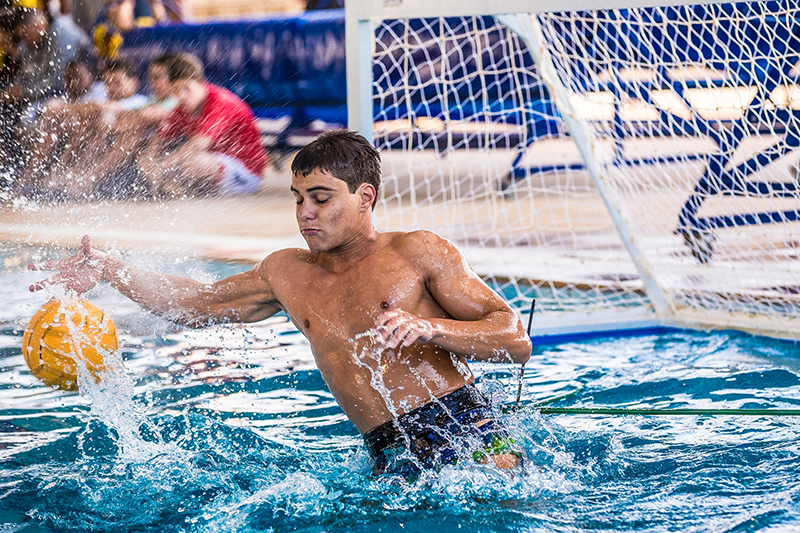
291;130;381;208
166;52;204;82
103;57;138;78
0;7;16;33
66;55;96;77
150;51;179;69
14;7;52;30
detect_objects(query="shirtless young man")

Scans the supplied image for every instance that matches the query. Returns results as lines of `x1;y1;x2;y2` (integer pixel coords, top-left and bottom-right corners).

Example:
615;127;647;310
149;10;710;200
30;130;532;478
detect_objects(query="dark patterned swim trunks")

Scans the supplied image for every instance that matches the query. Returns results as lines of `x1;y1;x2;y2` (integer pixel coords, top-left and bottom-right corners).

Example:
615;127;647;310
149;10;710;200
363;384;524;480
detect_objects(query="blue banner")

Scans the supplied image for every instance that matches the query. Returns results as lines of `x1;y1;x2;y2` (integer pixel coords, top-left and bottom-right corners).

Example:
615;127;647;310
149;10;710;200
122;10;347;123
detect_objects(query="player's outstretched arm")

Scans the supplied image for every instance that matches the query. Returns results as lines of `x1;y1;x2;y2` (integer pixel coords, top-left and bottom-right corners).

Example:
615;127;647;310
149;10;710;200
376;231;531;364
29;235;282;327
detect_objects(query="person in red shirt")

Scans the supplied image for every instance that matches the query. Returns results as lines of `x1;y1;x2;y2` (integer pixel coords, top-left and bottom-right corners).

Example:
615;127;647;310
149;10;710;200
138;53;268;197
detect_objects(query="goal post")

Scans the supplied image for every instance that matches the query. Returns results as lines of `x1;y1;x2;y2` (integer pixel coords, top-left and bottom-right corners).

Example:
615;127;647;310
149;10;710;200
346;0;800;341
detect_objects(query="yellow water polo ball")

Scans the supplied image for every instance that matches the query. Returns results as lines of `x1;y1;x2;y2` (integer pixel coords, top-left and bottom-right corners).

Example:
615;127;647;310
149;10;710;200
22;299;118;391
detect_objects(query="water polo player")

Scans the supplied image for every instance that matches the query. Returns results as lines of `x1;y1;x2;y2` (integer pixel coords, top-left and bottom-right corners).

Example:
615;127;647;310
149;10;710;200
29;130;532;478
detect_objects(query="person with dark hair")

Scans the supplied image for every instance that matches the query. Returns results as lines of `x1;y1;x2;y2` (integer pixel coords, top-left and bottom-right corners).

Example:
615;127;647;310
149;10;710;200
0;7;20;183
13;56;105;192
71;53;179;198
0;7;88;179
62;57;107;102
0;7;18;90
30;129;532;480
137;52;268;197
7;7;89;112
17;54;150;198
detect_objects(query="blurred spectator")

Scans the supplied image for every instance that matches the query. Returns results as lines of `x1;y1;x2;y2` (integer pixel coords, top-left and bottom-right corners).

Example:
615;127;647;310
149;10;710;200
9;8;89;108
77;53;180;198
138;53;268;198
0;7;88;178
62;56;107;102
16;57;105;192
0;8;17;89
17;56;152;199
137;0;184;24
92;0;182;60
92;0;133;60
0;7;17;183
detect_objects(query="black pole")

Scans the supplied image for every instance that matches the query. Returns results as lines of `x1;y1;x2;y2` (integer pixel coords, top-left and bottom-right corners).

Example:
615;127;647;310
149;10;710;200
513;298;535;411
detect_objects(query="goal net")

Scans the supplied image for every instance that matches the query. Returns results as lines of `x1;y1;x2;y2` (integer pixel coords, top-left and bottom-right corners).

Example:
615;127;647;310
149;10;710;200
347;1;800;340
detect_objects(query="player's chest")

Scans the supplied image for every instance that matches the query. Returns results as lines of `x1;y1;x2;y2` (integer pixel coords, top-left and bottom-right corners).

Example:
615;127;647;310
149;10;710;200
277;262;428;332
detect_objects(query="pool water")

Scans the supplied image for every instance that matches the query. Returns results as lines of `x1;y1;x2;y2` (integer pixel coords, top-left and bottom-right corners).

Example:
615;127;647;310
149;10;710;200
2;244;800;532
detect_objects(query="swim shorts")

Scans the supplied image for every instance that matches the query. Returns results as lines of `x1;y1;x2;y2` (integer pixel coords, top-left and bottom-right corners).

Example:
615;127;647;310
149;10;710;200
214;153;263;196
363;384;524;479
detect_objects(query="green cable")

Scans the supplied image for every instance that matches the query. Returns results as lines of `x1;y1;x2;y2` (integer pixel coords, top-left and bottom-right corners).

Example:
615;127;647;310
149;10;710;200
537;407;800;416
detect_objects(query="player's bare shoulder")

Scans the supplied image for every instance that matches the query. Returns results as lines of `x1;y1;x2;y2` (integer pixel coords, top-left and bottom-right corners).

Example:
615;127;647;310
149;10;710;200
254;247;315;282
387;230;467;271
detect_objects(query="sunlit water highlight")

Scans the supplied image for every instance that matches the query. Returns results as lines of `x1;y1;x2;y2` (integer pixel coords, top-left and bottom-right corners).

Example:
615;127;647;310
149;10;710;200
2;243;800;532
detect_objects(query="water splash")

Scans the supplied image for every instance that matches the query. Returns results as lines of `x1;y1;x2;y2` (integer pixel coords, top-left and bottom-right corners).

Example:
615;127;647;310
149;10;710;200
5;250;800;531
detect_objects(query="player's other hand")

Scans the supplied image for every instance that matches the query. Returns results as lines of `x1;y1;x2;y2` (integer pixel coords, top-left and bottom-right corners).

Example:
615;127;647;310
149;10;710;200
376;309;434;349
28;235;106;294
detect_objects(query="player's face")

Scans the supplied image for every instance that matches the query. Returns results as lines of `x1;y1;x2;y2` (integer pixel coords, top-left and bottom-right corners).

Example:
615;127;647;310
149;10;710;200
65;64;93;99
291;169;365;253
147;65;171;101
173;79;207;114
103;71;139;101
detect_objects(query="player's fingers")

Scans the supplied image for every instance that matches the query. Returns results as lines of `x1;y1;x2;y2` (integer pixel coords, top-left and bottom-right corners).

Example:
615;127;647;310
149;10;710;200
377;310;401;327
377;322;393;342
80;235;92;255
27;259;61;272
376;315;395;336
384;316;410;340
389;323;415;349
29;274;63;292
401;328;422;347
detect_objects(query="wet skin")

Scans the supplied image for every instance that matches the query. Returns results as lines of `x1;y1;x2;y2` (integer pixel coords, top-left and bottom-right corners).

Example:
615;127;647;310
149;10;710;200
29;169;531;441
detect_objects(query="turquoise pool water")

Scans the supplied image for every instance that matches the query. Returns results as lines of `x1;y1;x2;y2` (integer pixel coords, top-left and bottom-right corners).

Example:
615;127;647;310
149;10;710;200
2;244;800;532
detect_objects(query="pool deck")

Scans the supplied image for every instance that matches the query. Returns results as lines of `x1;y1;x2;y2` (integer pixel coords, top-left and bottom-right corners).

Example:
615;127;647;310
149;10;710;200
0;170;306;263
4;153;798;340
0;149;618;263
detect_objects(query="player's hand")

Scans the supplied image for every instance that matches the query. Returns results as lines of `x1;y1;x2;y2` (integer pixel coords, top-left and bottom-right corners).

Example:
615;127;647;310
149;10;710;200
28;235;107;294
376;309;435;349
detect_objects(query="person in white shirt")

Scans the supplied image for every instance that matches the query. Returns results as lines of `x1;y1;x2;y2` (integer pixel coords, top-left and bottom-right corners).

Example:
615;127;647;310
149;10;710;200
76;53;181;199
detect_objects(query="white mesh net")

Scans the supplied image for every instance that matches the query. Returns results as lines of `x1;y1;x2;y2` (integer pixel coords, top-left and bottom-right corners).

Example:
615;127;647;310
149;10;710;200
367;3;800;338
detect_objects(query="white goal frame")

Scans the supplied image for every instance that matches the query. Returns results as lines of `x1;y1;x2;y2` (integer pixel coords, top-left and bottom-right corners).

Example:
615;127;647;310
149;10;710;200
345;0;800;341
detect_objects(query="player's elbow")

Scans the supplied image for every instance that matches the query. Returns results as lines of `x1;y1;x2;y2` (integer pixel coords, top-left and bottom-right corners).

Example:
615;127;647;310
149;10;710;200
491;310;532;363
508;333;532;364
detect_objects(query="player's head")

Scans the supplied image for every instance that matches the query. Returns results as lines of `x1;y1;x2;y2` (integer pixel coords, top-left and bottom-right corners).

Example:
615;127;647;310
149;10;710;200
148;52;178;101
166;53;206;113
14;8;51;47
290;131;381;252
64;57;96;100
291;130;381;209
102;57;140;101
